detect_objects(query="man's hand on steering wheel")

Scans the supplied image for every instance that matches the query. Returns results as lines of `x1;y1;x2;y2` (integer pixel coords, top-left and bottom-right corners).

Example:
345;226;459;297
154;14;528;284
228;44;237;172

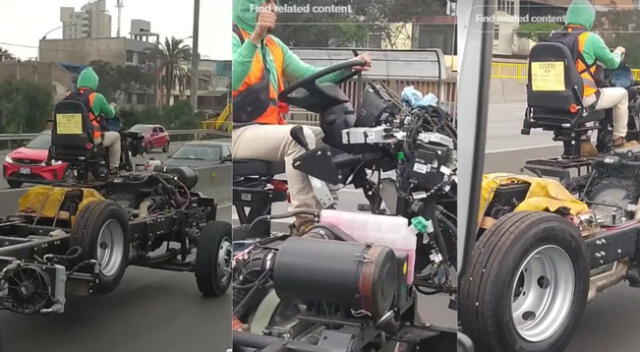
353;53;372;72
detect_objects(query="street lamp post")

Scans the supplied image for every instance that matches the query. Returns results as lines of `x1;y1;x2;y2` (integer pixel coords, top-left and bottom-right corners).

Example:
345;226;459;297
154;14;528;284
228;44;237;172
190;0;200;111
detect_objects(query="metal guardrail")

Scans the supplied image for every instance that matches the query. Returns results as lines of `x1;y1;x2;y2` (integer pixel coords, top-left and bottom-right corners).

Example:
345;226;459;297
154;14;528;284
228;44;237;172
0;129;230;143
492;62;529;81
492;62;640;83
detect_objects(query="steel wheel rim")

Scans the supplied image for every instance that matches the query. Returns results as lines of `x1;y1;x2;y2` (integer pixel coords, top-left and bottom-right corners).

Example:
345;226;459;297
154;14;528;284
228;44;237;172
511;245;575;342
217;237;232;286
96;219;125;277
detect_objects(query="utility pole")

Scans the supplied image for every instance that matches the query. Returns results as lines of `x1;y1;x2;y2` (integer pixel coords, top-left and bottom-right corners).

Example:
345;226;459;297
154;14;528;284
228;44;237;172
190;0;200;111
116;0;124;37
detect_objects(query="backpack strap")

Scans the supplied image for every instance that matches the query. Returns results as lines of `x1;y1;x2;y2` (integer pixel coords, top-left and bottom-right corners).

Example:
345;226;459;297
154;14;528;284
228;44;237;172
233;24;245;45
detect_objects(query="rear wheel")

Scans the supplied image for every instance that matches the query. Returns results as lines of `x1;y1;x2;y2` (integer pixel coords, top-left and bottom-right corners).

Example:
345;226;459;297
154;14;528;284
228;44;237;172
196;221;232;296
460;211;589;352
7;180;22;188
71;200;130;294
162;141;170;153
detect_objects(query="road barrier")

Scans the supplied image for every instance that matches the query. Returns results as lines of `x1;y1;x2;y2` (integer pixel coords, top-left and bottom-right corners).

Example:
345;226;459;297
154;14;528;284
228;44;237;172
0;129;230;149
491;62;528;81
492;62;640;83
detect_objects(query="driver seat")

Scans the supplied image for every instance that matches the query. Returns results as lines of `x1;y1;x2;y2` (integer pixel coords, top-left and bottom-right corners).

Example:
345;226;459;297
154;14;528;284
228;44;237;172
522;42;605;159
233;159;287;235
49;100;107;165
233;159;285;178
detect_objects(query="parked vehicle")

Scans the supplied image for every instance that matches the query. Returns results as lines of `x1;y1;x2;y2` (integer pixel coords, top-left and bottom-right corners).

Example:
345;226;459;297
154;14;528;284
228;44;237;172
3;131;67;188
129;124;170;153
163;140;231;168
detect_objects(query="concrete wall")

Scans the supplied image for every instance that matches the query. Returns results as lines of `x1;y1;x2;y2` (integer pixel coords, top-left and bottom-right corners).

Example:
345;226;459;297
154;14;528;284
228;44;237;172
0;62;74;100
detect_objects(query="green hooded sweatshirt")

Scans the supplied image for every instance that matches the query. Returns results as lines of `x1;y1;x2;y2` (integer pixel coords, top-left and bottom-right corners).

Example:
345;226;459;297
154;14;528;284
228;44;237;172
76;67;115;119
565;0;621;69
232;0;348;92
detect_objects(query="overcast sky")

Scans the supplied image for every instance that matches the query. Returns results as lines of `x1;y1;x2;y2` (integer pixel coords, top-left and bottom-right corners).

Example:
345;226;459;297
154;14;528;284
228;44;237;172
0;0;231;60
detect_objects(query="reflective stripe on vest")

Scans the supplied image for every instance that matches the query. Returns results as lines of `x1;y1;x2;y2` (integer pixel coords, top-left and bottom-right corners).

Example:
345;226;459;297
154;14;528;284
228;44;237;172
232;28;288;125
576;32;598;98
86;91;102;139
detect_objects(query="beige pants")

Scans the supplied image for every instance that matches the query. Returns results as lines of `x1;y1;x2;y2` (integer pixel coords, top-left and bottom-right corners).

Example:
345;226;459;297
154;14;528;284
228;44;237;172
95;131;121;169
233;124;323;213
584;87;629;138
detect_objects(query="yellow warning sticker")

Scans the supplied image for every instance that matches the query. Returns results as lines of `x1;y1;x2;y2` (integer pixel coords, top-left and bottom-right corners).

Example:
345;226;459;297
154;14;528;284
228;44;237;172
531;61;565;92
56;114;83;134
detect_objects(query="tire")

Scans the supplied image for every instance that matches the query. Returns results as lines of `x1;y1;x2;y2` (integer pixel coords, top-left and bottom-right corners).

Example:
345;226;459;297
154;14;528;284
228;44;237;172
162;141;170;153
196;221;232;297
7;180;22;188
144;142;152;154
460;211;589;352
70;200;130;294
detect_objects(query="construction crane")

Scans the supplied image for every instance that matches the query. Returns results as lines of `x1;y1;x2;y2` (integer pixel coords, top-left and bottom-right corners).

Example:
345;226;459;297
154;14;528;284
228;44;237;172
116;0;124;38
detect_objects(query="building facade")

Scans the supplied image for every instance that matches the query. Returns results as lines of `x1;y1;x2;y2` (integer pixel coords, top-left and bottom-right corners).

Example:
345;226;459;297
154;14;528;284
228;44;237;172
170;60;231;113
60;0;112;39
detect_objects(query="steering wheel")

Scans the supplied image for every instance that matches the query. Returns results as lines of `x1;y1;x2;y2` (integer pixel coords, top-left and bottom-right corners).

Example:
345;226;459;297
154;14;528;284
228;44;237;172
278;58;366;109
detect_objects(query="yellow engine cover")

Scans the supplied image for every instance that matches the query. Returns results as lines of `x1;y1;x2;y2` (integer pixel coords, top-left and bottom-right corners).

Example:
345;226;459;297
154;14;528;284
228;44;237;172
18;185;105;225
480;173;589;225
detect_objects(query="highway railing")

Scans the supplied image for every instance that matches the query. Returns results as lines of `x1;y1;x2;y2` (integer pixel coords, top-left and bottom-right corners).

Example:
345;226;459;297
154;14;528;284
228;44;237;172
0;129;230;149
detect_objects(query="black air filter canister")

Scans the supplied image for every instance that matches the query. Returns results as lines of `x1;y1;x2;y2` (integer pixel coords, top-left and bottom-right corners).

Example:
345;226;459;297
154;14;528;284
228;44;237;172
273;238;399;320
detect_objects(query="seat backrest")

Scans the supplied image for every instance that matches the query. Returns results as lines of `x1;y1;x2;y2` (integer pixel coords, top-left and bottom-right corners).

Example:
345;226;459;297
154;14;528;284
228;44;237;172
527;42;584;113
51;99;95;149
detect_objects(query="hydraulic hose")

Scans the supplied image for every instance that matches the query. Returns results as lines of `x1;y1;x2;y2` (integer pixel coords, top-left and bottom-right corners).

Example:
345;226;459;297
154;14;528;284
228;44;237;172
248;209;320;231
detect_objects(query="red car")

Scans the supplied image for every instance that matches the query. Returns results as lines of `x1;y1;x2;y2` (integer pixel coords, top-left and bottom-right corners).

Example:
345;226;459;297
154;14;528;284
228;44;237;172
3;131;68;188
129;124;170;153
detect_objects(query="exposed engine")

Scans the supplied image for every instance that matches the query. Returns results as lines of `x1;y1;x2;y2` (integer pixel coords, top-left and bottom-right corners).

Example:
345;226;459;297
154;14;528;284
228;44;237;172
233;232;413;350
342;83;457;295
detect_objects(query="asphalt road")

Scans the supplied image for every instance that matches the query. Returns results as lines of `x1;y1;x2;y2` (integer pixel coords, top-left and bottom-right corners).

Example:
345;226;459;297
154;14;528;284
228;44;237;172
486;101;555;152
0;141;233;352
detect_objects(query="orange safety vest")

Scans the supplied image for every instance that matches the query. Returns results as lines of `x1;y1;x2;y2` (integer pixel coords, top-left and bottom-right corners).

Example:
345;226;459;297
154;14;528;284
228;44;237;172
567;26;598;98
232;27;289;125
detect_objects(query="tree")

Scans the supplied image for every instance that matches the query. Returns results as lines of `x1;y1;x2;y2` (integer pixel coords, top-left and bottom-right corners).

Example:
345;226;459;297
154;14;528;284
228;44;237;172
0;47;14;62
89;60;153;103
146;37;192;105
515;23;562;42
0;81;52;133
595;9;640;68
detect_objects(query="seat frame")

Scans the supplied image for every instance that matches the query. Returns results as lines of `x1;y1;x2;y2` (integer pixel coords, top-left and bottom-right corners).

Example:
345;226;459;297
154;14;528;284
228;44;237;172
522;42;611;159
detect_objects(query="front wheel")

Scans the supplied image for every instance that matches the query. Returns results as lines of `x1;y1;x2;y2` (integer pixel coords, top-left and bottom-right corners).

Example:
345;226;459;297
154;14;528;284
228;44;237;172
460;211;589;352
162;141;170;153
196;221;232;296
70;200;130;294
